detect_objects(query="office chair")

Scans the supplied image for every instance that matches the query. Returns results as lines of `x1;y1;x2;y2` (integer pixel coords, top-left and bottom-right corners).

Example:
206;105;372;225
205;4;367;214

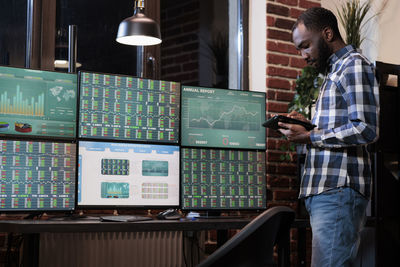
197;206;295;267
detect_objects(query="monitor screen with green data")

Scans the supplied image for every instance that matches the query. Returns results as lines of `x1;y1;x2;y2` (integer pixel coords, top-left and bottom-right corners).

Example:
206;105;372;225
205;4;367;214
78;71;180;143
0;66;77;139
0;139;76;211
181;147;266;210
180;86;266;149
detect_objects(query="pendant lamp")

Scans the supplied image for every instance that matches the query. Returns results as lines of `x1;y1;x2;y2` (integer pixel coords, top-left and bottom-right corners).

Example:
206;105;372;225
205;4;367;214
116;0;161;46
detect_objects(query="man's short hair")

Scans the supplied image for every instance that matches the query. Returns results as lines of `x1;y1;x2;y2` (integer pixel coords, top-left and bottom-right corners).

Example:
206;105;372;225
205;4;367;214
293;7;342;39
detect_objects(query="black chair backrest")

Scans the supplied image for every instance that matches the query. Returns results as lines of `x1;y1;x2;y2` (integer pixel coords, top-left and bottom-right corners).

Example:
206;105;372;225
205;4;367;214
197;206;295;267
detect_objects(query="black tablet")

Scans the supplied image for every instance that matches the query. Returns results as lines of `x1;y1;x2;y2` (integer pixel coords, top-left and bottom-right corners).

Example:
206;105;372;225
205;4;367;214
262;115;316;131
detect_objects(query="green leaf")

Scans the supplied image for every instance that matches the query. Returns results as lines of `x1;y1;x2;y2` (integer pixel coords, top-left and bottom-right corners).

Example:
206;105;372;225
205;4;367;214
288;66;321;119
336;0;375;48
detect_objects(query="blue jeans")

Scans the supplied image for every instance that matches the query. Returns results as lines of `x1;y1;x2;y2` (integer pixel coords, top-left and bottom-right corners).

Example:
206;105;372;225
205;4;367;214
305;187;368;267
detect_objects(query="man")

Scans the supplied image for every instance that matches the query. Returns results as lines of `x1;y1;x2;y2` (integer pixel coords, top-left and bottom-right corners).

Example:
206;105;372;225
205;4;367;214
278;7;379;267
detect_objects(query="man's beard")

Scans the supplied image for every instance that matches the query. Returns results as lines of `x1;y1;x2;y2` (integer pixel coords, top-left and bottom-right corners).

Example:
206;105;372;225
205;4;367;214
315;37;332;74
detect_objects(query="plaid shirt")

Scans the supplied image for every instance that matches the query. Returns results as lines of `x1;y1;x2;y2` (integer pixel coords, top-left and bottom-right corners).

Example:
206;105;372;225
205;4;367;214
299;45;379;199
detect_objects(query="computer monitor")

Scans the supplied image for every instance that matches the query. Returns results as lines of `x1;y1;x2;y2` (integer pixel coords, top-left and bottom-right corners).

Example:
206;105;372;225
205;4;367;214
78;141;180;208
0;65;77;139
181;147;266;210
180;86;266;149
0;139;76;211
78;71;180;143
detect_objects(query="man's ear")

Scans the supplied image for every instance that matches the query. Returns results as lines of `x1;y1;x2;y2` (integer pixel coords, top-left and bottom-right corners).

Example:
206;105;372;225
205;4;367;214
322;27;334;42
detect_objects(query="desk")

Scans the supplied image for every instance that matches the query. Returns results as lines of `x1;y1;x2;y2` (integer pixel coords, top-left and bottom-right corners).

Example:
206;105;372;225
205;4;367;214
0;217;252;267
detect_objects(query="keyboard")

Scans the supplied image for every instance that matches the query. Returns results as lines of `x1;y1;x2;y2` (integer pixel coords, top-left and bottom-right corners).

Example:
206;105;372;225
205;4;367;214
100;215;152;222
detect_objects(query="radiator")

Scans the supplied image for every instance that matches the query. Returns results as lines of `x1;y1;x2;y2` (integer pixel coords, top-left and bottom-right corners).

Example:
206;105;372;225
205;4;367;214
38;231;204;267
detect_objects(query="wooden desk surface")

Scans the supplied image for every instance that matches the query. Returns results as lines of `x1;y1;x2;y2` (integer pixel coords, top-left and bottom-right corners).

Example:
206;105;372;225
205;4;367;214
0;217;252;233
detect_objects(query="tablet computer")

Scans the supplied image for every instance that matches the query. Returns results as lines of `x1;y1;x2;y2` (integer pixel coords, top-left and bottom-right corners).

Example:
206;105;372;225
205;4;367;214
262;115;316;131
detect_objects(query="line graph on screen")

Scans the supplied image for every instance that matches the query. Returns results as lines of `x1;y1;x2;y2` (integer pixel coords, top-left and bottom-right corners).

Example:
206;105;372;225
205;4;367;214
188;99;261;131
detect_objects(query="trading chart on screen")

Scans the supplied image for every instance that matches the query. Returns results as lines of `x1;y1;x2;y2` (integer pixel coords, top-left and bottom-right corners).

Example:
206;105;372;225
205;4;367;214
181;147;266;210
181;86;265;149
78;71;180;143
0;66;77;138
0;139;76;211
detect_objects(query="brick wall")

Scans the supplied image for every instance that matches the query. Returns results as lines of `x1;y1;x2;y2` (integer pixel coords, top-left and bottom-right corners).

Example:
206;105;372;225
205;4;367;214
265;0;320;206
265;0;321;265
161;0;200;85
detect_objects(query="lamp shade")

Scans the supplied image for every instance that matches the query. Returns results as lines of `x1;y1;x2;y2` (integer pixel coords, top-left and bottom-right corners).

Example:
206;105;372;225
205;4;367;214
116;11;161;46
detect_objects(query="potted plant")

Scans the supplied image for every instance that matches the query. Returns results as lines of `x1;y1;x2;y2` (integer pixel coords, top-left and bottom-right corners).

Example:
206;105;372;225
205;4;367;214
288;65;322;120
278;66;322;161
336;0;388;48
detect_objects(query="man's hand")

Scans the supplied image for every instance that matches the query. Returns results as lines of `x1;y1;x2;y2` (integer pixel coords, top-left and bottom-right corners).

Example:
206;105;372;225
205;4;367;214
287;110;308;122
278;122;312;144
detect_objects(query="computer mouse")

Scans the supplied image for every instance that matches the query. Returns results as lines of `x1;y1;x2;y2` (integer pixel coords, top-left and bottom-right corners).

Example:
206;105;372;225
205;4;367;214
157;209;182;220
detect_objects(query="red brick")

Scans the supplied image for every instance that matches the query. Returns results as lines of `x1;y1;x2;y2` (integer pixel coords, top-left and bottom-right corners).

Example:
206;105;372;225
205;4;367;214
267;29;292;42
266;101;289;113
164;27;181;38
290;57;307;68
267;41;299;55
267;3;289;16
183;42;198;52
183;62;197;71
274;190;298;200
267;138;280;150
276;91;295;102
266;164;277;173
180;13;200;24
277;0;298;6
267;66;298;79
276;138;293;148
266;90;276;100
182;22;198;32
290;7;304;19
163;65;181;74
161;58;174;67
267;77;291;90
299;0;321;9
162;46;183;56
267;128;284;138
267;151;287;162
276;163;297;174
275;18;296;30
291;80;298;90
267;54;289;66
182;1;200;12
268;175;291;187
175;54;191;63
267;16;275;27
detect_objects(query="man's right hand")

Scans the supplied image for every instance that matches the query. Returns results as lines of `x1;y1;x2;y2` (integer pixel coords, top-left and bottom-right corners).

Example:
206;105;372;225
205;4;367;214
287;111;309;123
